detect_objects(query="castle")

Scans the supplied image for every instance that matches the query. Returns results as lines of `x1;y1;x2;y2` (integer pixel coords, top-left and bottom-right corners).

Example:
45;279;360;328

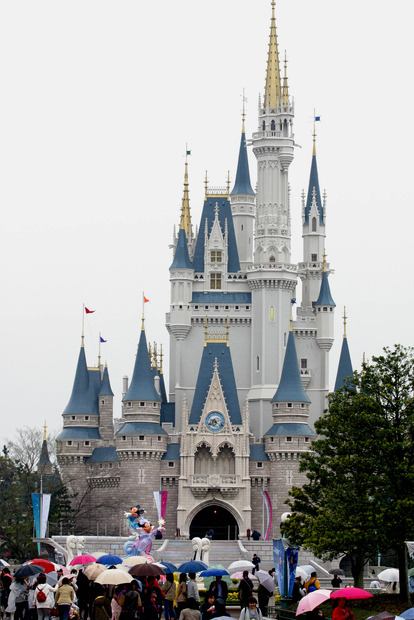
56;2;353;540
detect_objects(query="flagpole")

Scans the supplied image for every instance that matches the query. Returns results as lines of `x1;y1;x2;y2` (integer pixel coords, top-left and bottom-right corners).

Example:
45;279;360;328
142;292;145;330
82;303;85;346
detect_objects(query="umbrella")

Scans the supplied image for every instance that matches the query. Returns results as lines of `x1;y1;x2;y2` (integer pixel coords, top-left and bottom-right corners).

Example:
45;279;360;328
153;562;178;574
256;570;274;593
227;560;255;572
95;568;133;586
55;565;70;576
28;559;56;574
69;554;97;566
129;563;166;578
122;556;148;567
296;589;331;616
96;554;123;566
83;564;106;580
230;572;255;580
177;561;208;573
331;588;373;600
400;609;414;620
329;569;346;576
377;569;399;582
0;559;10;567
15;564;44;579
296;567;310;581
366;613;404;620
200;568;230;577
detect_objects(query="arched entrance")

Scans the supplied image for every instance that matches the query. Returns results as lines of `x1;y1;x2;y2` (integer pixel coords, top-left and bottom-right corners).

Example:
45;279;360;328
189;505;239;540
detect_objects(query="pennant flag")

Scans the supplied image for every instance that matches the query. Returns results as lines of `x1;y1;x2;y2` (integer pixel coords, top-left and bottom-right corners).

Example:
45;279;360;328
144;296;150;303
315;116;321;121
186;150;191;155
85;307;95;314
100;336;107;343
291;298;296;305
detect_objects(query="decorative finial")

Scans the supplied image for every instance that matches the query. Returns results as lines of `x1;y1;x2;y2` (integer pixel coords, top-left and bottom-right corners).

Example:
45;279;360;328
204;315;208;345
322;251;327;272
313;110;317;157
282;50;289;106
226;171;230;196
159;344;163;373
343;306;347;338
43;421;47;442
148;342;152;365
204;171;208;199
264;0;282;108
153;342;158;369
180;147;193;237
213;357;219;372
241;88;247;132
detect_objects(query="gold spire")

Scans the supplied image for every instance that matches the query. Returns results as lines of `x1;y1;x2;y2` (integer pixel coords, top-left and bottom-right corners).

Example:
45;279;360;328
282;50;289;106
204;171;208;199
343;306;347;338
226;171;231;196
264;0;282;108
322;251;327;272
159;344;163;373
43;421;47;441
148;342;152;366
179;149;193;238
153;342;158;369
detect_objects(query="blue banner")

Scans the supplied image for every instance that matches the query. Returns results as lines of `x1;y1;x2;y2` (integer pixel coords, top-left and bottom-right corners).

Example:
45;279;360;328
31;493;40;538
286;546;299;597
273;539;285;596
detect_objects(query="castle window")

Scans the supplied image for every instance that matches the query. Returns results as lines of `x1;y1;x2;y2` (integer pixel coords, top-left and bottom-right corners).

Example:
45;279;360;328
286;470;293;486
256;356;260;371
128;402;132;407
101;400;104;405
271;119;276;131
109;463;113;468
67;441;72;446
286;437;292;442
194;305;199;310
262;121;265;131
210;273;222;289
139;435;145;441
225;305;229;310
71;416;76;420
153;402;157;407
168;462;175;468
204;306;209;310
85;416;89;420
270;437;274;442
301;403;305;408
215;306;219;310
235;305;239;310
140;402;144;407
257;462;263;468
99;464;103;469
211;250;222;263
304;437;310;443
84;441;90;446
301;358;307;369
312;217;317;232
269;255;276;263
245;306;250;310
287;403;292;408
241;225;244;230
157;436;162;441
323;307;327;311
311;253;317;262
122;436;126;441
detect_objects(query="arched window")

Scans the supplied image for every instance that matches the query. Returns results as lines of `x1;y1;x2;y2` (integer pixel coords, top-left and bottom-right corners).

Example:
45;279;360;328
271;119;276;131
262;121;265;131
269;255;276;263
312;217;317;232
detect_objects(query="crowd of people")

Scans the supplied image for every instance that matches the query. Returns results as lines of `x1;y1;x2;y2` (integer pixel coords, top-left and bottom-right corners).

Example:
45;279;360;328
0;566;269;620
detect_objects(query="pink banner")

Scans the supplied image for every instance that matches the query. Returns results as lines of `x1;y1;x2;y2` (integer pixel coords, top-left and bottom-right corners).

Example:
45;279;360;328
161;491;168;519
264;490;273;541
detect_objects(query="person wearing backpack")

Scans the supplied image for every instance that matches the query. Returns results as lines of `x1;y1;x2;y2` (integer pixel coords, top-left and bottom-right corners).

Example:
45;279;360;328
35;573;57;620
305;572;320;594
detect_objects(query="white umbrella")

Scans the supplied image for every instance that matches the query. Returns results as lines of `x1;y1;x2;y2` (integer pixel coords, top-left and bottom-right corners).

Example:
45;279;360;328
296;567;310;581
83;564;106;580
95;568;133;585
228;560;255;572
122;556;148;566
256;570;274;593
297;565;315;580
377;568;399;582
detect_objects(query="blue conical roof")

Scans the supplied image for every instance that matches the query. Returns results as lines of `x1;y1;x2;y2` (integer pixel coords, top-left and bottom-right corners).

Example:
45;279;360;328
170;228;193;270
304;153;324;226
123;329;161;402
192;197;240;273
272;331;311;403
189;342;241;424
334;337;354;392
315;271;336;306
63;345;98;415
99;365;114;396
230;130;254;196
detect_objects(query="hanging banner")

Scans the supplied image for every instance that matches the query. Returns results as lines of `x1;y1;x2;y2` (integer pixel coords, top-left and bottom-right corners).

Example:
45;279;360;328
32;493;41;538
286;546;299;597
261;491;273;541
40;494;51;538
273;539;286;596
153;491;161;521
161;491;168;520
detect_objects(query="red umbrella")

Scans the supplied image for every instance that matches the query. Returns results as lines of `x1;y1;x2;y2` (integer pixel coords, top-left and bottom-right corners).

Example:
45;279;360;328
28;559;56;574
330;587;373;600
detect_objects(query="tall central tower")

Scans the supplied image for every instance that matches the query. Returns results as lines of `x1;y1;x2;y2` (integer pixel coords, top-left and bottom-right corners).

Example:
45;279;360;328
247;1;297;436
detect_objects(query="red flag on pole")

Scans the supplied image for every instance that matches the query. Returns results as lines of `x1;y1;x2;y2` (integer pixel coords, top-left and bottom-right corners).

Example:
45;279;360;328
85;307;95;314
144;297;150;303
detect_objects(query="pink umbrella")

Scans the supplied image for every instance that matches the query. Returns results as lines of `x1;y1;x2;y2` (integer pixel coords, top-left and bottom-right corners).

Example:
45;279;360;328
330;587;373;600
69;554;97;566
230;572;255;580
296;589;331;616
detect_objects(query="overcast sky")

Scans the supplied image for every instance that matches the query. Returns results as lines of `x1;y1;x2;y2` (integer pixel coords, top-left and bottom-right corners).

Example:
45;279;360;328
1;0;413;446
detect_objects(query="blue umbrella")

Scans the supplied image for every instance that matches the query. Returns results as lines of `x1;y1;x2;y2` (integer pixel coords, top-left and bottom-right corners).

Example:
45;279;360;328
97;554;123;566
200;569;229;577
15;564;44;578
156;562;178;573
400;610;414;620
177;561;208;573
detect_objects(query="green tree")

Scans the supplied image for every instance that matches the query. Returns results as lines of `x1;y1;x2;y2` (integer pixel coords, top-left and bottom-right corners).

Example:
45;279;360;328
283;345;414;601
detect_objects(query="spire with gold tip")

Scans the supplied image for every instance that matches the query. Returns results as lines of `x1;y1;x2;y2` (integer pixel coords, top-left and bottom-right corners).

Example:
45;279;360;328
179;149;193;240
334;307;354;392
264;0;282;108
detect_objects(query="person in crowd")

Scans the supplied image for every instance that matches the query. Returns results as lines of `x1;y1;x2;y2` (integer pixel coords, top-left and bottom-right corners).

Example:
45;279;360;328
186;575;199;605
176;575;187;617
291;576;305;603
118;582;141;620
332;598;353;620
54;578;74;620
178;598;200;620
239;597;263;620
200;593;215;620
251;555;260;576
210;598;228;619
34;573;57;620
1;569;13;620
91;585;111;620
257;583;271;618
160;574;176;620
207;577;227;604
305;572;320;593
74;571;89;620
141;577;162;620
331;575;342;588
6;577;28;620
110;587;123;620
237;572;253;609
307;607;325;620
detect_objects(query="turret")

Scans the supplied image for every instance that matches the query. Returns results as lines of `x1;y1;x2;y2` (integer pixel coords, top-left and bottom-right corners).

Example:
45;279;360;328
230;109;255;269
99;364;114;443
315;254;335;349
334;308;354;391
37;422;53;477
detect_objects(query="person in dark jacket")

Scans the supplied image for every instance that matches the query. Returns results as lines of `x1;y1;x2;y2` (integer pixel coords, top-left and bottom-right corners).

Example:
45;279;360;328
207;577;227;604
237;572;253;609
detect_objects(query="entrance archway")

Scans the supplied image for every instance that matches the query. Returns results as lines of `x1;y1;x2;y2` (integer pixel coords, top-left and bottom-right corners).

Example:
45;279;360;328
189;505;239;540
